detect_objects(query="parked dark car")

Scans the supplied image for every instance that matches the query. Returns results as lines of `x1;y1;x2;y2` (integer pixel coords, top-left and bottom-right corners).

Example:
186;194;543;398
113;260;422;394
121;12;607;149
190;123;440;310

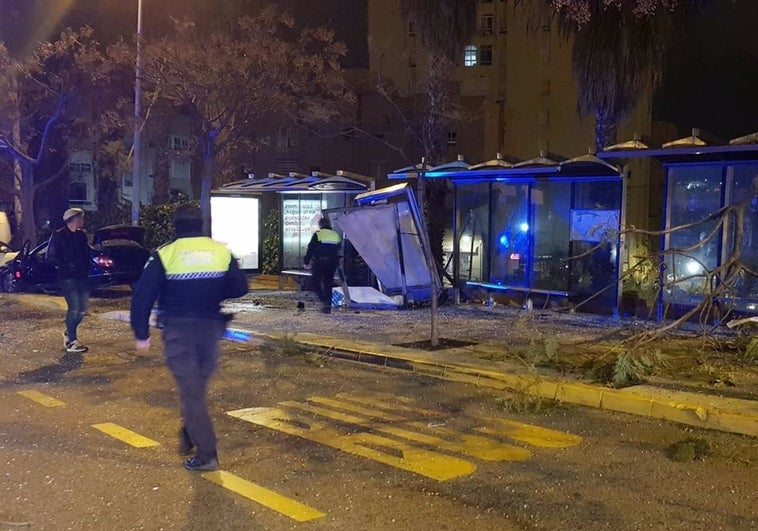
0;225;150;293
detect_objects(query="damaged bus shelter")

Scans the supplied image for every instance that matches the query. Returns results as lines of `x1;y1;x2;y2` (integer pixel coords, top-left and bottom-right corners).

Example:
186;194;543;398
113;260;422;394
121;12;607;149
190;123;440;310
325;182;441;309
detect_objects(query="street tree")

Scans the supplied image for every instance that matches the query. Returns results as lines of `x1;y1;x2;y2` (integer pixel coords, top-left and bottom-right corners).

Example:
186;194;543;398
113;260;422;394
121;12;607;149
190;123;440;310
110;8;354;231
391;0;477;347
520;0;707;148
398;0;477;251
0;27;99;245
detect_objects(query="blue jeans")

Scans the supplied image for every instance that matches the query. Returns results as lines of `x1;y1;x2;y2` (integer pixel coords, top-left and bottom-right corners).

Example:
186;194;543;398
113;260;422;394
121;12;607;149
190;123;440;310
61;278;90;342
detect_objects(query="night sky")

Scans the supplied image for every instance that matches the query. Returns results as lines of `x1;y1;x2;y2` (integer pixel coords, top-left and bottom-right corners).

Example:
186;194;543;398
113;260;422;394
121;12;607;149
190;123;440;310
654;0;758;139
0;0;754;139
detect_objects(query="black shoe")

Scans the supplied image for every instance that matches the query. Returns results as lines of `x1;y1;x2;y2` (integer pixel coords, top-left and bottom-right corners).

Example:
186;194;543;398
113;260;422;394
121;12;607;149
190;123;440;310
321;307;331;314
178;427;195;456
184;456;219;472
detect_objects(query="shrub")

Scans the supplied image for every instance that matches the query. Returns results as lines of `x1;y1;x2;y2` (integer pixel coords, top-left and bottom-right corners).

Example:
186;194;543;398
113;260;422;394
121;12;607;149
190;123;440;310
86;200;131;232
140;200;199;249
667;438;711;462
261;208;281;274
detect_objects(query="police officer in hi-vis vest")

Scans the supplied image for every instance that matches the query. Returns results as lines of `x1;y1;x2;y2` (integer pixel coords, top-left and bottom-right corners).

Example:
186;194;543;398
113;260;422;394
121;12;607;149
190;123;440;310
304;217;341;314
130;204;248;472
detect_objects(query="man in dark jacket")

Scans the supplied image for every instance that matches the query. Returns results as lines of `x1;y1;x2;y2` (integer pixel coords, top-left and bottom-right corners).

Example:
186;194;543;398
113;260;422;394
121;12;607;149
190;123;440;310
47;208;91;353
304;217;341;314
130;204;248;472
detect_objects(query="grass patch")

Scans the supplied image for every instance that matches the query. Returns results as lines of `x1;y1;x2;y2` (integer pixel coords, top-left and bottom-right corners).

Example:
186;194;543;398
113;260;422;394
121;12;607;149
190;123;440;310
666;438;711;462
495;393;565;415
260;334;307;358
744;338;758;363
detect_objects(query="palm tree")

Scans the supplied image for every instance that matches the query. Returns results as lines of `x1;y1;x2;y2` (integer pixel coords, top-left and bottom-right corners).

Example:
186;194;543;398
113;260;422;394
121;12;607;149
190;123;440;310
519;0;705;149
572;4;670;149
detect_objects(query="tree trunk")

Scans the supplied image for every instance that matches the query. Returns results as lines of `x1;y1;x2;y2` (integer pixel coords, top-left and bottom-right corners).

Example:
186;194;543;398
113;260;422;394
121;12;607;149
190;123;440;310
199;136;215;236
594;108;618;151
11;75;23;240
20;161;36;244
152;148;171;204
419;53;454;349
421;53;453;269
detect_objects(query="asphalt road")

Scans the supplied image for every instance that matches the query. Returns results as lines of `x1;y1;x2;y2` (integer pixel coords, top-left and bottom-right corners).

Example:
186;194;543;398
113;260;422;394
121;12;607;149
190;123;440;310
1;293;757;530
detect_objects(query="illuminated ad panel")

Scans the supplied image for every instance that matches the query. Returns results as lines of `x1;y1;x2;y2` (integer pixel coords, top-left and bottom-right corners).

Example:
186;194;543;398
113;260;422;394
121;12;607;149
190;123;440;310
211;196;259;269
282;197;324;269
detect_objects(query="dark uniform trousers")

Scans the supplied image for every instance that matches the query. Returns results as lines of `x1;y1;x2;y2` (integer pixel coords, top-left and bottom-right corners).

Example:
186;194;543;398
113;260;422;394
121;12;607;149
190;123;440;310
312;257;338;309
162;318;225;461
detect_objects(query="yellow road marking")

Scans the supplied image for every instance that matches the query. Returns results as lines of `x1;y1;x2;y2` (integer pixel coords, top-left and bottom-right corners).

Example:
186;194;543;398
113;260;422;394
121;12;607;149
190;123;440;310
91;423;160;448
335;392;443;417
202;471;325;523
476;418;582;448
306;396;408;422
228;407;476;481
286;400;530;462
17;390;65;408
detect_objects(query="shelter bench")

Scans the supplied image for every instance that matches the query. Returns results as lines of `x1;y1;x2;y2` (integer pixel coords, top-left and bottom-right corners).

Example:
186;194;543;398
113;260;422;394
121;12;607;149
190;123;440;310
279;269;342;290
465;282;570;309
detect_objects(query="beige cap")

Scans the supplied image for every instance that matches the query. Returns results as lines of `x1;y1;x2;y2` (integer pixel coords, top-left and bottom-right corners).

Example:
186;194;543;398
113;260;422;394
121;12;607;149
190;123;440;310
63;208;84;222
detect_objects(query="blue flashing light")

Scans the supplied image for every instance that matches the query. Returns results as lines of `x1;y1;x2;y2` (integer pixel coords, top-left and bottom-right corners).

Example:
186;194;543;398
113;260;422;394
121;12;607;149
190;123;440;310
519;222;529;233
225;329;252;342
499;234;509;247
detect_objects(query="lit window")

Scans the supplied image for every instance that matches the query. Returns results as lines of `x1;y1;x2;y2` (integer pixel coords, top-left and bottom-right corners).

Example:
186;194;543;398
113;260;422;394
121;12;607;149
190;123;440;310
480;45;493;66
464;45;478;67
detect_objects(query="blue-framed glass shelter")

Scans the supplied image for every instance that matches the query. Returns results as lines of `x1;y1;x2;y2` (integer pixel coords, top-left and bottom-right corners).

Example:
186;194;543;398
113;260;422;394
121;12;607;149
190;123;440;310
599;132;758;315
393;154;624;315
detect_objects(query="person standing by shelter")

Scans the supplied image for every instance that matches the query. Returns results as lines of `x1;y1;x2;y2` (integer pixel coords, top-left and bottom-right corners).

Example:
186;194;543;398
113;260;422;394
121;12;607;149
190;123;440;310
47;208;91;354
304;217;341;314
130;204;249;471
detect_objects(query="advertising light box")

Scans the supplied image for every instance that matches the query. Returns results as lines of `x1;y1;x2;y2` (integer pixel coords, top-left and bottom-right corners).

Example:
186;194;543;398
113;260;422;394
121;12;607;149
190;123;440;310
282;197;324;269
210;195;259;269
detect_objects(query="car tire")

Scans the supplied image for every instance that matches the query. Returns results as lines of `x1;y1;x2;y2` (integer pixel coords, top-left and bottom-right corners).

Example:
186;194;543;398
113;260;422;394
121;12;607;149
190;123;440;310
2;270;20;293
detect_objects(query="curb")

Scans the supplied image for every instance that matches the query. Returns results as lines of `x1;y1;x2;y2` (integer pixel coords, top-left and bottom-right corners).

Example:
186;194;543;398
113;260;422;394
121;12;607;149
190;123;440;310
237;329;758;439
96;311;758;439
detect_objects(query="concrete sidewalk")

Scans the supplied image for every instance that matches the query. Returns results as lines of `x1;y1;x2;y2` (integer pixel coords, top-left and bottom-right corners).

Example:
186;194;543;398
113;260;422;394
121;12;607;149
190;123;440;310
225;326;758;439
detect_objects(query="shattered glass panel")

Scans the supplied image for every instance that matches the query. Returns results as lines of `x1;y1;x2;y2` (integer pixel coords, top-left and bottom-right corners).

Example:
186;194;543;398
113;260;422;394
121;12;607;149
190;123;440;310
330;203;432;294
397;201;433;289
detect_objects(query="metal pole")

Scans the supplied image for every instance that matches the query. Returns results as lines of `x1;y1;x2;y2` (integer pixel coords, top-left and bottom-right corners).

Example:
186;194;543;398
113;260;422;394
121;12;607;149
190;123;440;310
131;0;143;226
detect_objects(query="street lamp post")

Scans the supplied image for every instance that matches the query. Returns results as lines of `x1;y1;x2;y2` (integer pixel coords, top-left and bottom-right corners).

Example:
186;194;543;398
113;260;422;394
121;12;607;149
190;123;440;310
131;0;143;226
